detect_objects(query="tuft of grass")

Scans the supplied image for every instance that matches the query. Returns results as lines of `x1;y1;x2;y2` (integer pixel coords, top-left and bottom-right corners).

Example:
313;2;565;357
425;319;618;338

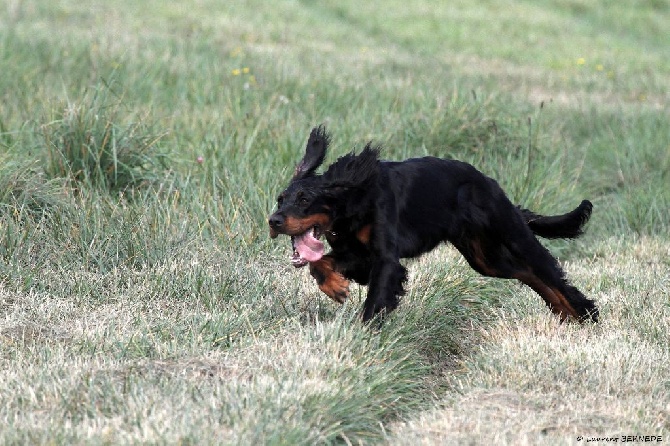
40;80;169;193
0;156;68;216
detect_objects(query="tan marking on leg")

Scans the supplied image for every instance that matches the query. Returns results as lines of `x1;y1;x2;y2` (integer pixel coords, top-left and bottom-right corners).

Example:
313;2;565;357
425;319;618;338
309;257;350;303
471;239;500;276
514;272;580;321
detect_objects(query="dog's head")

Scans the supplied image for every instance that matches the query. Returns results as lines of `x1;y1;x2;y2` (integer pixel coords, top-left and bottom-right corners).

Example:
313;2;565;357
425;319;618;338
268;126;379;267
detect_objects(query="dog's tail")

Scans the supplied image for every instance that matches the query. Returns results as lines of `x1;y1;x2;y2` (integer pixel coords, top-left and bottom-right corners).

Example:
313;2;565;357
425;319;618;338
519;200;593;239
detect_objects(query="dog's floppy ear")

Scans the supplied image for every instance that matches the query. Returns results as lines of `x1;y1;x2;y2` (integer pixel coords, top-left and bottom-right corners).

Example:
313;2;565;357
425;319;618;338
294;125;330;180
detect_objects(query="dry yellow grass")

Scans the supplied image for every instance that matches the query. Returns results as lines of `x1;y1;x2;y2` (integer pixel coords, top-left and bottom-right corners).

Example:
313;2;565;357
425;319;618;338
389;237;670;444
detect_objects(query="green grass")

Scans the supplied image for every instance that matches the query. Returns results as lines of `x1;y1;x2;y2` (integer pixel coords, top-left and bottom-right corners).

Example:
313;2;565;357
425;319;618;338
40;79;169;192
1;0;669;443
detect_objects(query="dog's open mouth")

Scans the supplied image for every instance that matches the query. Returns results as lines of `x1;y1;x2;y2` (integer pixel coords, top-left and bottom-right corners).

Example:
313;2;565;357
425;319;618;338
290;226;325;267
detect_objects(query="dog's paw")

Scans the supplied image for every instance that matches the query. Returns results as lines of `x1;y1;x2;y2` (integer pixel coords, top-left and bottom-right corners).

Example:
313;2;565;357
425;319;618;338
319;271;350;303
309;256;350;303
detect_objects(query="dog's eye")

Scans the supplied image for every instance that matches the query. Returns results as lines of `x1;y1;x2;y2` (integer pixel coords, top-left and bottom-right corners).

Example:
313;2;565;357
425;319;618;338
296;191;309;206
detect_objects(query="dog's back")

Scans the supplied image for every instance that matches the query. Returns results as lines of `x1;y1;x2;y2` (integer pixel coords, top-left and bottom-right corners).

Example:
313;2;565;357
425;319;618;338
384;157;516;258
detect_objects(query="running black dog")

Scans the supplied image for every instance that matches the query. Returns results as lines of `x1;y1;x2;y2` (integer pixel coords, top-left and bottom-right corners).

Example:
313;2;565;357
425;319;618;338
268;126;598;323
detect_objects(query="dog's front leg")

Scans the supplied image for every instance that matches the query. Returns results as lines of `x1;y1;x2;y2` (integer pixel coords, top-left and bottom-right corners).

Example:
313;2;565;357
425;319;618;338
309;255;350;303
361;172;408;322
362;259;407;322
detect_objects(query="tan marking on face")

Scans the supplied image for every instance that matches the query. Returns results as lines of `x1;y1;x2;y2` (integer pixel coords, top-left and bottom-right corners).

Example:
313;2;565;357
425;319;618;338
282;213;332;236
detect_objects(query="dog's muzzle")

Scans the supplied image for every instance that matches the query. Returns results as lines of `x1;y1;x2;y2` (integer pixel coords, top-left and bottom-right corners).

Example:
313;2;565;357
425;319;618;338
268;213;283;239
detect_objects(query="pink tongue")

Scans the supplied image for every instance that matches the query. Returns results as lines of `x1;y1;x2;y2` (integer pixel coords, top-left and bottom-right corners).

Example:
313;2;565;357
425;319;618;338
294;230;324;262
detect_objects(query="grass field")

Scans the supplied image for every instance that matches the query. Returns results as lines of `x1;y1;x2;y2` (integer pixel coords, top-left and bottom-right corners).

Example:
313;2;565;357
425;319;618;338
1;0;669;444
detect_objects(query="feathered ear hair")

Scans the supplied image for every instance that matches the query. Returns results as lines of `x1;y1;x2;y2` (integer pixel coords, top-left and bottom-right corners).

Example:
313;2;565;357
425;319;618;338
323;142;380;189
294;125;330;180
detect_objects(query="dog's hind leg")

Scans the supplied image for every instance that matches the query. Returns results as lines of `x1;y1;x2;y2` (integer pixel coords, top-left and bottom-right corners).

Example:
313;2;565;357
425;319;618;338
514;240;598;322
512;270;595;322
457;235;598;323
505;231;598;322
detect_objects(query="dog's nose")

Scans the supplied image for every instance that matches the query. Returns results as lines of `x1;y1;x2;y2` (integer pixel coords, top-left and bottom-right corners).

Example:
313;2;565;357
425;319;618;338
268;214;284;229
268;214;284;239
